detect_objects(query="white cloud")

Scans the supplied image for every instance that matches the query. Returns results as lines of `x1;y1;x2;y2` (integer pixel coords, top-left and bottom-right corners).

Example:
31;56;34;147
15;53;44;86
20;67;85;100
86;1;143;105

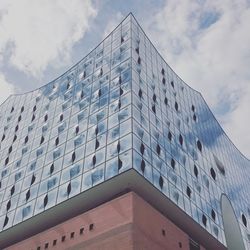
146;0;250;158
102;12;123;39
0;73;15;104
0;0;97;77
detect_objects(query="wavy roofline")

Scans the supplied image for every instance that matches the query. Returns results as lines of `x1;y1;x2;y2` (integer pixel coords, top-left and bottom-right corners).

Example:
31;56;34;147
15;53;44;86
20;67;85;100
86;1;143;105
0;12;249;162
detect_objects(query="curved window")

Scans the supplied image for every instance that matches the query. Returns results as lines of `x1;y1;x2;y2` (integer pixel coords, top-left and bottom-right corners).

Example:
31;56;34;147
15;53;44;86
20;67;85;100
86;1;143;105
175;102;179;111
197;140;202;152
168;131;172;141
179;134;183;146
211;209;216;221
26;189;31;202
186;186;191;198
213;155;225;175
3;215;9;228
202;214;207;227
242;214;247;227
171;158;175;169
141;159;145;173
210;168;216;180
6;200;11;211
159;176;164;189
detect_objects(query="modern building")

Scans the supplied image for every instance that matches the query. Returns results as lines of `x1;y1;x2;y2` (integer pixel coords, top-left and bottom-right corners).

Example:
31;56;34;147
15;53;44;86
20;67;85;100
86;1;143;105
0;13;249;250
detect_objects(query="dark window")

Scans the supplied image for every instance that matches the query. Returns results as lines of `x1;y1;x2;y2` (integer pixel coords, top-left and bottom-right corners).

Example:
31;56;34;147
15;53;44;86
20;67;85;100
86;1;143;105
95;126;99;135
211;209;216;221
55;137;59;146
193;114;197;122
117;157;122;170
15;124;19;132
202;214;207;227
164;97;168;106
89;223;94;231
3;215;9;228
159;176;164;189
18;115;22;122
50;163;54;175
8;146;12;154
171;158;175;169
171;81;174;88
75;125;80;134
45;243;49;249
140;143;145;155
33;105;36;112
21;106;24;112
40;136;45;145
156;144;161;155
116;141;121;153
161;68;165;75
141;159;146;173
80;90;84;99
191;105;195;112
26;189;30;202
214;155;226;176
5;157;9;165
194;165;198;177
6;200;11;211
31;174;36;185
10;185;15;196
37;247;41;250
186;186;191;198
44;194;48;208
152;104;156;114
135;47;139;54
24;135;29;144
92;155;96;166
175;102;179;111
98;89;102;97
210;168;216;180
53;239;57;246
162;229;166;236
11;106;14;113
95;139;100;150
72;152;76;162
179;134;183;145
242;214;247;227
61;235;66;242
138;89;142;98
1;134;5;141
168;131;172;141
60;114;63;122
44;114;48;122
197;140;202;152
179;242;182;248
13;134;17;142
162;77;166;84
153;93;157;102
67;182;71;196
80;227;84;235
137;57;141;64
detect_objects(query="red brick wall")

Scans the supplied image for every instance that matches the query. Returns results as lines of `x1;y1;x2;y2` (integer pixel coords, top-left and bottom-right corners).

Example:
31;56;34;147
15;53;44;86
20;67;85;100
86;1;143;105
7;192;206;250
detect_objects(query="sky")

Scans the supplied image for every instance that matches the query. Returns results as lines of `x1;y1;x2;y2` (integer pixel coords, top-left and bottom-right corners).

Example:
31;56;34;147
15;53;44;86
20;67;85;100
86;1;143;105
0;0;250;158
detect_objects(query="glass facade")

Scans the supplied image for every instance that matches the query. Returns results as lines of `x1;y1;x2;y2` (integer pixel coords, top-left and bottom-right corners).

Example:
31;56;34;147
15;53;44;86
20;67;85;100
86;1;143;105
0;14;249;249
